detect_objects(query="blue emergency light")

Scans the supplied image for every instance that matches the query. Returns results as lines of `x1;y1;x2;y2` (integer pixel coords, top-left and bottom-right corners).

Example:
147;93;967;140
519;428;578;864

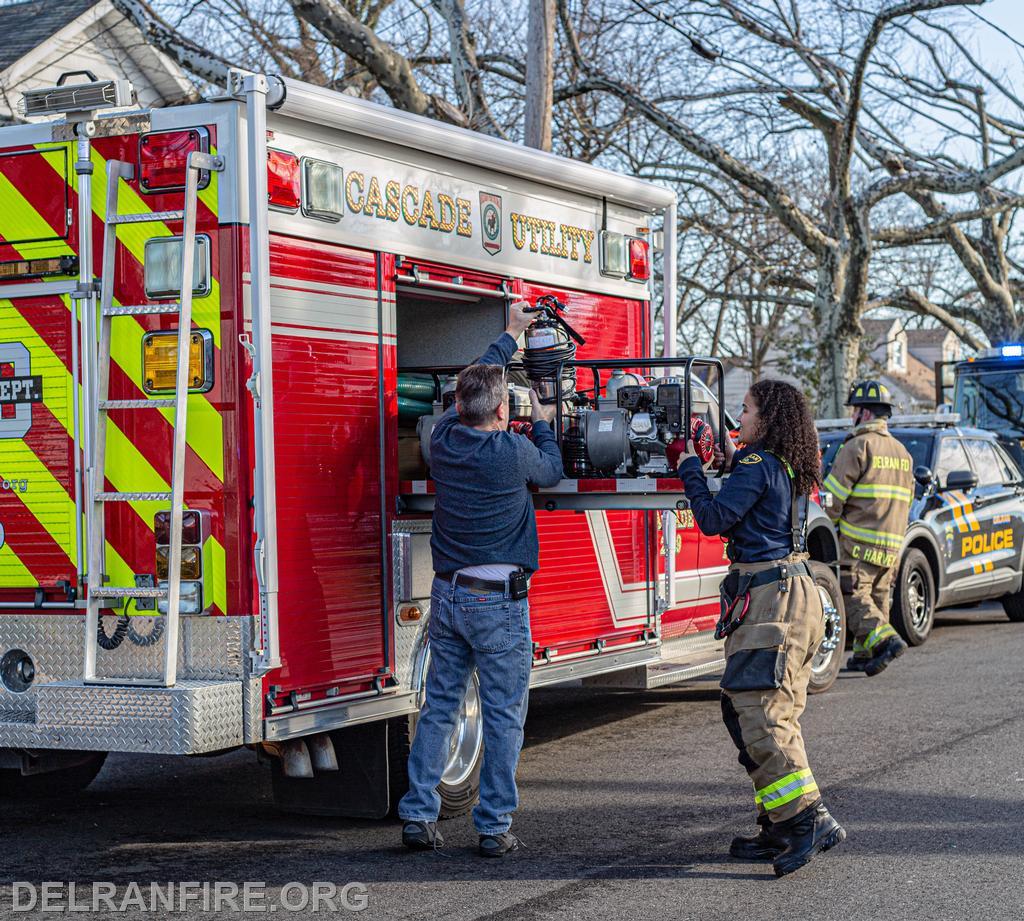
1001;344;1024;358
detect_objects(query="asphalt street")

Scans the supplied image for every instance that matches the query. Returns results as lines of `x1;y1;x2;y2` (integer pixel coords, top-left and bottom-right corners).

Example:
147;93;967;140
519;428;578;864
1;603;1022;921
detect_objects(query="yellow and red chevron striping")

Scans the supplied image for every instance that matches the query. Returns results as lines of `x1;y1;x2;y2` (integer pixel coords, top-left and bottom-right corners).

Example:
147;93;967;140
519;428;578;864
0;134;228;613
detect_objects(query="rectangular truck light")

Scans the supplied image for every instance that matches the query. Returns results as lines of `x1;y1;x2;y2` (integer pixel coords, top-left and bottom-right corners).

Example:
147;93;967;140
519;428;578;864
302;158;343;222
155;546;202;581
142;329;214;394
157;579;203;615
600;231;628;278
143;235;211;299
139;128;210;193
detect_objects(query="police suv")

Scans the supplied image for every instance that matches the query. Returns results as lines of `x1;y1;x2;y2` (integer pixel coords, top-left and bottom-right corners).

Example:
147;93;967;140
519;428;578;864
819;414;1024;645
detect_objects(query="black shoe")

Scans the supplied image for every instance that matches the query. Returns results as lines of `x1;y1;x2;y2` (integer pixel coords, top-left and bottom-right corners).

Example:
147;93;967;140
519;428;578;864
844;654;871;673
864;635;907;677
729;815;786;860
479;831;521;858
402;820;444;850
771;801;846;877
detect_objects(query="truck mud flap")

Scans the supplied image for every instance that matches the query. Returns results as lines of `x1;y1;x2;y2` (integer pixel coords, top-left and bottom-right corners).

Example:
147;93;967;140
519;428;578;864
270;721;390;818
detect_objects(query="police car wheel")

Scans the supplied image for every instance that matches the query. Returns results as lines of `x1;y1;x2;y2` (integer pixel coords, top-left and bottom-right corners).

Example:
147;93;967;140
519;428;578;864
807;562;845;695
891;548;936;645
1001;590;1024;622
0;751;106;798
388;647;483;820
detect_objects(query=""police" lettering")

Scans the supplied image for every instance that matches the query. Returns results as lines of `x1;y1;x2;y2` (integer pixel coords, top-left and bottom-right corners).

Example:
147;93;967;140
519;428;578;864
961;527;1014;556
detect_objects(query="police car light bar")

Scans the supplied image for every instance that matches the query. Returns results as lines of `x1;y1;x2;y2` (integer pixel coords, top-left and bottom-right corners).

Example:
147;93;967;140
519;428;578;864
815;413;961;431
1001;344;1024;358
19;75;135;118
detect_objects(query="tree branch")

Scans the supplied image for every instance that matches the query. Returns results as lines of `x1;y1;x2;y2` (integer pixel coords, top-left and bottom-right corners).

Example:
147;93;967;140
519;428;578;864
288;0;466;125
875;196;1024;245
878;288;986;350
111;0;230;86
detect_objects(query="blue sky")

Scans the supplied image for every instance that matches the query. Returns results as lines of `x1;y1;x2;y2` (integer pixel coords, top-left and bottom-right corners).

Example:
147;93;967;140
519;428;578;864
977;0;1024;78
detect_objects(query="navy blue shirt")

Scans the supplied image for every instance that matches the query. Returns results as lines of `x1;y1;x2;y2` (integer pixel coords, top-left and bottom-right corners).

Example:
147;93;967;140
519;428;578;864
430;333;564;574
678;445;793;563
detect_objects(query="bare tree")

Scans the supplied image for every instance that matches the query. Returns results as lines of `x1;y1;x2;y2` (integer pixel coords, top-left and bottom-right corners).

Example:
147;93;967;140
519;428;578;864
112;0;1024;411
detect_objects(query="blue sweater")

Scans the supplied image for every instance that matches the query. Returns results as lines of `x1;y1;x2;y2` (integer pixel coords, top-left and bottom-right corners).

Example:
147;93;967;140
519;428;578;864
430;333;564;574
677;445;793;563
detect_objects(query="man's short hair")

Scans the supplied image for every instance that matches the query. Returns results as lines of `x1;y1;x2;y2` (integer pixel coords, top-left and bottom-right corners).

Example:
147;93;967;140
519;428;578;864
864;403;892;419
456;363;506;426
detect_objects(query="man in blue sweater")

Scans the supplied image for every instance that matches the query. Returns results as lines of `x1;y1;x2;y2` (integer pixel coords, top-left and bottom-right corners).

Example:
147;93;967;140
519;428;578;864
399;303;563;858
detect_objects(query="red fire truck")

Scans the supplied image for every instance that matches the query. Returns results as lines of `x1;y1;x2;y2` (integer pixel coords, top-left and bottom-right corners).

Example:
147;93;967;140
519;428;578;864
0;71;843;816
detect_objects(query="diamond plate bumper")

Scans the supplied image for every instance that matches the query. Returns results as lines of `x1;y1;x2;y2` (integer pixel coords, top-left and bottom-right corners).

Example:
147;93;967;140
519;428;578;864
2;680;245;754
0;615;263;753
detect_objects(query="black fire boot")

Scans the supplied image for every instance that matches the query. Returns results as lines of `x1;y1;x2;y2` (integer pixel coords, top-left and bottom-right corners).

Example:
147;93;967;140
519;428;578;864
402;820;444;851
771;801;846;878
864;635;908;677
729;815;786;860
479;831;521;858
844;654;871;672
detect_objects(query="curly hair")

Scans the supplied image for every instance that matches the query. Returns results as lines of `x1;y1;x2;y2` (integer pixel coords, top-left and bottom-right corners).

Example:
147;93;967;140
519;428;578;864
748;379;821;496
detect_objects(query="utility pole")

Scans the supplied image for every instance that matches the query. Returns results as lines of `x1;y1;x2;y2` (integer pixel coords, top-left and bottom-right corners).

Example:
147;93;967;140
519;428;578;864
524;0;555;151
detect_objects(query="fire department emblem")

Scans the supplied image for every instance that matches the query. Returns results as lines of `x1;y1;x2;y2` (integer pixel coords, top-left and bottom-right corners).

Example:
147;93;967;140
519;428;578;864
0;343;42;439
480;192;502;255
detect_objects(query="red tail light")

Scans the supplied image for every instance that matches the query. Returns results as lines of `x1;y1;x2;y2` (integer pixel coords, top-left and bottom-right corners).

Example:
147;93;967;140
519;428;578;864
267;149;300;211
154;509;202;546
139;129;208;193
628;237;650;281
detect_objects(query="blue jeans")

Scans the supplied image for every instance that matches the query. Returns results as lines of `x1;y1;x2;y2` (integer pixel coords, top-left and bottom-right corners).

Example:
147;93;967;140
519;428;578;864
398;575;532;836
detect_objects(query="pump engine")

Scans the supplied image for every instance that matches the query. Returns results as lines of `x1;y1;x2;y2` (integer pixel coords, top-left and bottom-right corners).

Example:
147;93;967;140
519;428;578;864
563;376;715;477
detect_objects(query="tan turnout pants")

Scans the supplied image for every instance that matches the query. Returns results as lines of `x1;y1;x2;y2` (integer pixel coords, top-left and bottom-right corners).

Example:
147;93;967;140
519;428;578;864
841;558;898;656
719;553;825;824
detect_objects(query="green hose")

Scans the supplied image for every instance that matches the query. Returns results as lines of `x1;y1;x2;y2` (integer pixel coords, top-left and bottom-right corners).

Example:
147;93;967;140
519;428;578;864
398;396;433;422
397;375;437;401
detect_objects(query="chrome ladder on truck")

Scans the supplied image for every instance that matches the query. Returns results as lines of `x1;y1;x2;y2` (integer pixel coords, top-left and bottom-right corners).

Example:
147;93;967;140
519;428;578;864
83;150;223;688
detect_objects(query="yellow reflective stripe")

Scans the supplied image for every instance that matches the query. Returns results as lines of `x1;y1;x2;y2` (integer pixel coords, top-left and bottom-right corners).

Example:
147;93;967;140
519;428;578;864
198;142;219;214
863;623;897;651
763;779;819;811
207;536;227;614
755;769;817;808
822;474;850;501
0;169;76;259
36;143;222;348
838;519;903;549
849;483;913;502
2;440;132;586
0;542;35;586
106;306;224;481
949;502;970;534
86;147;222;348
0;298;225;604
21;144;227;610
30;145;225;479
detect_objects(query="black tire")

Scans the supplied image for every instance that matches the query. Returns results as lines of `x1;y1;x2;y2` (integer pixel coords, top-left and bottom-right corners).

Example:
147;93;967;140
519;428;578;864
1002;590;1024;622
0;751;106;799
388;665;483;820
892;547;936;645
807;562;845;695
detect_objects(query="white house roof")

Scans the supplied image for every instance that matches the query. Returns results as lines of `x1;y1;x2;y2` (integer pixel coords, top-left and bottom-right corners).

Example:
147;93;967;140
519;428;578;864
0;0;193;122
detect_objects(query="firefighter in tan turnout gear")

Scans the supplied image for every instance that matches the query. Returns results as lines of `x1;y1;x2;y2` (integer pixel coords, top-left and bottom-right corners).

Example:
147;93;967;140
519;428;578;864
823;381;913;676
671;379;846;878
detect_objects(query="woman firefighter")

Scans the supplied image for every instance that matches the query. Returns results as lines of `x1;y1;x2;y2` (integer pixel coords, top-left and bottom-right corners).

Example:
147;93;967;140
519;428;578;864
668;379;846;877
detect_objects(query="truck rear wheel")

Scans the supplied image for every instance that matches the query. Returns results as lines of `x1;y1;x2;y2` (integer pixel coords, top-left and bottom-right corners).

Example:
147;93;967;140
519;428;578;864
892;548;936;645
807;562;845;695
389;655;483;819
0;751;106;798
